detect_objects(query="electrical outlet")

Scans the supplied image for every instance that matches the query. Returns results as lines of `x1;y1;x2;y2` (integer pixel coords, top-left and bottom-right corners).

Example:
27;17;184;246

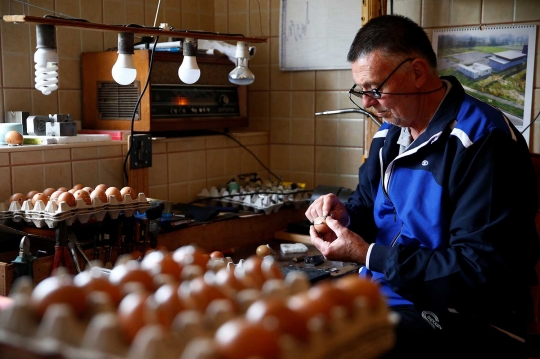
130;134;152;169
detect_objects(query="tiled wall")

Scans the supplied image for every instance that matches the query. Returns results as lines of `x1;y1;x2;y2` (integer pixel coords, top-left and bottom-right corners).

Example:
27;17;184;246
0;0;539;203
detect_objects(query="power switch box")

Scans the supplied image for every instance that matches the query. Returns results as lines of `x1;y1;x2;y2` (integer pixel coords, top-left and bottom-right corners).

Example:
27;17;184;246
130;134;152;169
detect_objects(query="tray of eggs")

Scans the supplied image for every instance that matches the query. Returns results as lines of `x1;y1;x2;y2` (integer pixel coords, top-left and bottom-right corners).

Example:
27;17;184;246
198;185;311;215
0;184;151;228
0;245;397;359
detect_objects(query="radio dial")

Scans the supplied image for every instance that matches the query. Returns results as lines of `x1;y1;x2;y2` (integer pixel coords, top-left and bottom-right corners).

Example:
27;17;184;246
219;94;230;105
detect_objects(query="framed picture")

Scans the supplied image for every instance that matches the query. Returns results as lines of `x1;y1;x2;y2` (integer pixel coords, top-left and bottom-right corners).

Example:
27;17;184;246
432;25;537;143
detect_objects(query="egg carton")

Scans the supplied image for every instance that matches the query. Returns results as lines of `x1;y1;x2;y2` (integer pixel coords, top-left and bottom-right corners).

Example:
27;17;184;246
0;268;395;359
198;186;311;214
0;193;151;228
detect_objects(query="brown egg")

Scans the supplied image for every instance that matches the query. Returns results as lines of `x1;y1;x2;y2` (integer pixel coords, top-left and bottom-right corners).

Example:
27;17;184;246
50;190;64;200
120;186;137;200
42;187;56;198
82;186;94;194
31;275;87;319
26;190;39;200
9;193;26;206
57;187;69;192
5;131;23;145
105;186;122;202
31;193;48;206
74;189;91;205
313;216;331;235
90;188;108;204
68;188;77;194
72;184;84;190
95;184;108;191
57;191;76;207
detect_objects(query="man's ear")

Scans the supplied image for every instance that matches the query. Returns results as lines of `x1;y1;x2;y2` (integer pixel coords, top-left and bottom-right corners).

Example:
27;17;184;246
411;58;431;88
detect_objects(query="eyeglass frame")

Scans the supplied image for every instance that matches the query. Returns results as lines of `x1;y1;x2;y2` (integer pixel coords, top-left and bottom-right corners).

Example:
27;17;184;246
348;57;415;100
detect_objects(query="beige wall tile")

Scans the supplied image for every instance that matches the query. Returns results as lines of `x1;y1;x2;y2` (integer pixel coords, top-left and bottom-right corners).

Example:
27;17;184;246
288;171;314;190
167;138;206;152
149;153;168;186
248;116;270;131
338;147;363;175
250;64;270;91
168;152;189;183
291;92;314;118
315;173;339;187
72;160;99;188
291;71;315;90
81;32;104;53
422;0;451;28
240;144;268;173
58;90;82;121
152;141;167;154
289;145;313;172
515;0;540;22
270;0;280;37
315;91;339;112
449;0;481;26
188;180;207;202
316;70;341;91
0;167;11;200
188;150;207;180
270;64;292;90
236;133;268;145
224;147;242;174
270;144;290;171
98;157;124;188
0;153;9;166
315;117;338;146
4;89;32;113
207;148;226;178
43;162;72;189
32;90;58;115
57;28;81;59
291;118;314;145
148;184;169;201
72;146;98;160
1;22;31;55
11;150;43;165
270;91;291;117
98;144;123;158
215;14;228;32
315;146;338;174
391;0;422;23
248;91;270;117
338;118;364;147
58;58;81;89
251;41;269;66
43;148;71;162
169;182;190;203
12;164;44;194
482;0;515;23
270;117;291;143
2;53;31;88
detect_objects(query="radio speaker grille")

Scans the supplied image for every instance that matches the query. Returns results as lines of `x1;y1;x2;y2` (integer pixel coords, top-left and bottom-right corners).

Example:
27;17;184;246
97;81;140;120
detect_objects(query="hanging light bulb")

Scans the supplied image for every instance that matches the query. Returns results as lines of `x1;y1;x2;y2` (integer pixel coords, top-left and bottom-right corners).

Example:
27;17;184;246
111;32;137;85
34;24;58;95
228;41;255;86
178;38;200;84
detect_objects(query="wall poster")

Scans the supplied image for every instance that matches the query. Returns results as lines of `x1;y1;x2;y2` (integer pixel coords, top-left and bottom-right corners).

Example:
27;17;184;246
431;25;537;143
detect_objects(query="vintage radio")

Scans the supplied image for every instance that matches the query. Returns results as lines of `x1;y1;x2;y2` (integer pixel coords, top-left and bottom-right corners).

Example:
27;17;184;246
81;50;247;133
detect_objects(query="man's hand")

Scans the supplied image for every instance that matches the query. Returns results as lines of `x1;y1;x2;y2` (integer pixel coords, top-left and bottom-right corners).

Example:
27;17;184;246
309;215;370;265
305;193;349;227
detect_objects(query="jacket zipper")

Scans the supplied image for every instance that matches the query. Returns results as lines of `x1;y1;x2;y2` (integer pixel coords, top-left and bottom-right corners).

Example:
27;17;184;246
380;148;402;247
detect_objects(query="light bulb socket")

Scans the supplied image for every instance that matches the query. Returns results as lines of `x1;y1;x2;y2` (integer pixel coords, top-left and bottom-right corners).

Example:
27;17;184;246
36;24;56;50
117;32;135;55
183;38;198;56
235;41;249;58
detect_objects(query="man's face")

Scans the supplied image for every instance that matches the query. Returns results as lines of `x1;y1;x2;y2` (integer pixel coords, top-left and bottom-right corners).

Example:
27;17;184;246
350;51;418;127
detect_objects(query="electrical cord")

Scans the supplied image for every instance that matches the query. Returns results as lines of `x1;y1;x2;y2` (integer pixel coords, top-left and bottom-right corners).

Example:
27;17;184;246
520;109;540;134
123;35;160;184
207;130;283;185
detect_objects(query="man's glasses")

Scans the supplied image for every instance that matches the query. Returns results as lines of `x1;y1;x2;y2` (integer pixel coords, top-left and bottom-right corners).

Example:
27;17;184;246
349;58;415;99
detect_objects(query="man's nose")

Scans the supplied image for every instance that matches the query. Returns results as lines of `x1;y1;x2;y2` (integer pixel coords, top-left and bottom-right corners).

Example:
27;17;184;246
363;95;378;108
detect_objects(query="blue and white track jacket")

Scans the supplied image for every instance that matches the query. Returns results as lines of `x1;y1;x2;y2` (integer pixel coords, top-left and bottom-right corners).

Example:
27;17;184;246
346;76;540;330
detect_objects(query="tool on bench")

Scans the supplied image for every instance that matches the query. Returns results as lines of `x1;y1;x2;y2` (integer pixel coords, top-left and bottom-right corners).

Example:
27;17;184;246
11;236;37;281
51;222;77;275
68;229;93;270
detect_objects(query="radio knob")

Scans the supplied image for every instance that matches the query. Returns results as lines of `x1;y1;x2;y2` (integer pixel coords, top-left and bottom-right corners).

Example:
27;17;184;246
219;94;229;105
191;108;197;113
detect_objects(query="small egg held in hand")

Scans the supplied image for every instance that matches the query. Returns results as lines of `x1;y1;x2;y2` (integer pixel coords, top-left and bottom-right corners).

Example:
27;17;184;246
313;216;331;235
256;244;276;257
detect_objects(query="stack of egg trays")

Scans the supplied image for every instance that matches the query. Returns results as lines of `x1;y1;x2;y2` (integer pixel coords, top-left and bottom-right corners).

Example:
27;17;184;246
0;193;151;229
197;186;311;214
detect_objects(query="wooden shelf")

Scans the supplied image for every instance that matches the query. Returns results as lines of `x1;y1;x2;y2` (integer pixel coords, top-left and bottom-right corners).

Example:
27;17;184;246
2;15;268;43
